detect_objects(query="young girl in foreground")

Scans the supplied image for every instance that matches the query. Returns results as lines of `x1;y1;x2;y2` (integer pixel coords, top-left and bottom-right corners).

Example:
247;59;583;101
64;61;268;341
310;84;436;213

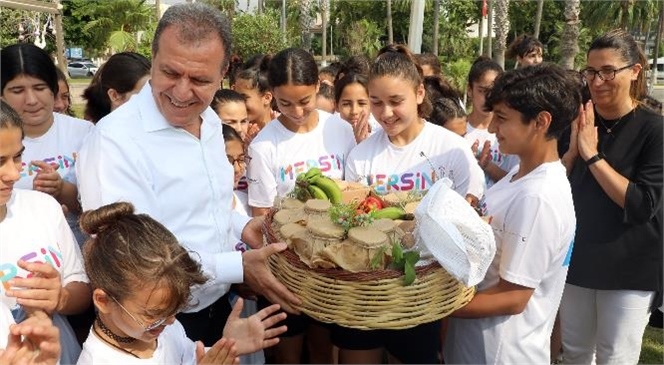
337;44;485;364
77;202;287;364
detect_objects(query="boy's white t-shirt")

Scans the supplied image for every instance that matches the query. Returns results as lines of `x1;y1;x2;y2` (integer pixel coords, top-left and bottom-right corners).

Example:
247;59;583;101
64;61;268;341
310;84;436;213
444;161;576;365
77;320;196;365
16;112;94;189
247;110;356;208
464;123;520;188
345;121;485;198
0;189;89;364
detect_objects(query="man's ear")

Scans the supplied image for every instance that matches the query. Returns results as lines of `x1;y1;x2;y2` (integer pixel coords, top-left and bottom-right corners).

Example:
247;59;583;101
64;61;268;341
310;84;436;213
93;288;112;314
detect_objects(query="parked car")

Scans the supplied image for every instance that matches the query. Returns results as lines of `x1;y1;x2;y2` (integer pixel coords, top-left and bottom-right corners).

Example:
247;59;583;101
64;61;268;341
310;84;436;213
67;61;98;77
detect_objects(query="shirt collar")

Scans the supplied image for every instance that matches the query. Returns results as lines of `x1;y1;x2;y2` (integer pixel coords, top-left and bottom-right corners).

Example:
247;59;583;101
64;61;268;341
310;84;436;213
137;82;222;140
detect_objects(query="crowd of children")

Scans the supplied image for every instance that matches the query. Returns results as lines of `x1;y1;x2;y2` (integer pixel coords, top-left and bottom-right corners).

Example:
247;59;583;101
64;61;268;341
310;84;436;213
1;2;662;364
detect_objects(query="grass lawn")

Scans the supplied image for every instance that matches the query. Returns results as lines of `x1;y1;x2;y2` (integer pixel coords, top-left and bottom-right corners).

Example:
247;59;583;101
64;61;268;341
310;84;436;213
640;325;663;364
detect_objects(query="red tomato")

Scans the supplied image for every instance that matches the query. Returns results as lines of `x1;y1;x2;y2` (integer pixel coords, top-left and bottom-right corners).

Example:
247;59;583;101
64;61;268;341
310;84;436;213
359;196;384;213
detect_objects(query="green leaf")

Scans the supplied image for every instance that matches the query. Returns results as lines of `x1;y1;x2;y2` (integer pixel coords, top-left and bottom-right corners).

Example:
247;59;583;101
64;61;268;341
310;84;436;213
403;251;420;267
391;242;403;266
403;260;416;286
370;246;387;270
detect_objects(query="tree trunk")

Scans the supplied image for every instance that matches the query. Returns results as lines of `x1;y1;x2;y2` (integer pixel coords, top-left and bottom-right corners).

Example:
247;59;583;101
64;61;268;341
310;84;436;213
298;0;314;52
493;0;509;68
322;0;328;65
560;0;580;70
487;0;493;58
387;0;393;44
650;0;664;94
534;0;544;38
433;0;440;55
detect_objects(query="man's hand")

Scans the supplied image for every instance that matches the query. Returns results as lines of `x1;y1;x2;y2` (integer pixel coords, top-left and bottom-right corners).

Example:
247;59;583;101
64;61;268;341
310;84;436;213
5;261;62;315
223;298;287;355
0;310;61;365
241;217;266;250
242;243;301;314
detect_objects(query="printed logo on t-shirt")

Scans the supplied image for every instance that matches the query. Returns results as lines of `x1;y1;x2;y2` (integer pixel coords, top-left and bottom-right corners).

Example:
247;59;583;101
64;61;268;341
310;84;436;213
279;154;344;182
367;167;455;193
19;153;77;179
0;246;63;302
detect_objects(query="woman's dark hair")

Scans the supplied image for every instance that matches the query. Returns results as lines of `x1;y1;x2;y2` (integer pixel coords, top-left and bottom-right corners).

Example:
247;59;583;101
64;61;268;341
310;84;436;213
506;34;544;59
234;54;272;94
485;62;581;140
227;54;243;86
424;75;466;127
1;43;58;96
54;67;75;116
468;56;504;87
222;123;243;144
371;44;432;118
83;52;150;124
81;202;207;314
268;48;319;88
588;29;648;101
335;55;371;82
415;53;442;75
211;89;245;112
334;72;369;103
1;100;24;136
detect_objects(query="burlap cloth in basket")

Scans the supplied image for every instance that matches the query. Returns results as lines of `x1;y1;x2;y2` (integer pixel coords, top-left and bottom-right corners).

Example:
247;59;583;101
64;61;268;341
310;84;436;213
262;209;475;330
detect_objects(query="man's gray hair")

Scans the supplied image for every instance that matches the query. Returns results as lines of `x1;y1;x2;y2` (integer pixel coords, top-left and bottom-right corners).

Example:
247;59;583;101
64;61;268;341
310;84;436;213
152;3;232;73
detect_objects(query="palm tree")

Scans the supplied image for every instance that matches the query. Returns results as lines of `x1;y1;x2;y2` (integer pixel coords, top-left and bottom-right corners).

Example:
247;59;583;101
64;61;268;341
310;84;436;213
582;0;658;32
83;0;153;52
433;0;440;55
296;0;314;51
493;0;510;68
559;0;580;70
533;0;544;38
387;0;394;44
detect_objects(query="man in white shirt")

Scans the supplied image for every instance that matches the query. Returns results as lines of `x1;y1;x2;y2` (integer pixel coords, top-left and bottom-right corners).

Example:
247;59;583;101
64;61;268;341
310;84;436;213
77;3;299;346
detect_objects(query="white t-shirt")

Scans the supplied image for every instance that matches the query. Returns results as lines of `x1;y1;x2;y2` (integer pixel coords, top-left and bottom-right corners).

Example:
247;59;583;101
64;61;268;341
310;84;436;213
345;121;485;198
0;189;89;364
17;112;93;189
464;123;520;188
247;110;356;208
77;320;196;365
0;302;13;350
444;161;576;365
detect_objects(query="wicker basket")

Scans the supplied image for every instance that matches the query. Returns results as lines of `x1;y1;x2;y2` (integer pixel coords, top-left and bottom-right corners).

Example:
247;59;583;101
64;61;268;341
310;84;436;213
263;209;475;330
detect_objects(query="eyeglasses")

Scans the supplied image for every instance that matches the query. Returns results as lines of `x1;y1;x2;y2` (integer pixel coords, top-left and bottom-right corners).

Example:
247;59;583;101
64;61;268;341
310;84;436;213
227;155;251;167
581;64;635;81
110;296;170;332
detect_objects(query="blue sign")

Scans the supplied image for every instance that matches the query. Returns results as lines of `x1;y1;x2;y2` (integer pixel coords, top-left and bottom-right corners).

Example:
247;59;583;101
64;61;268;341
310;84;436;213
66;47;83;59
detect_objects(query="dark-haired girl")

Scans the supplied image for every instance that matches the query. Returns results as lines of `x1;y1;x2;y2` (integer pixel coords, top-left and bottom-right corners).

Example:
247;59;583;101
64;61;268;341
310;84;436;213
464;56;519;188
76;202;287;364
83;51;151;124
232;55;275;142
246;47;355;364
506;34;544;68
337;44;485;364
1;43;94;242
0;100;91;364
334;72;381;143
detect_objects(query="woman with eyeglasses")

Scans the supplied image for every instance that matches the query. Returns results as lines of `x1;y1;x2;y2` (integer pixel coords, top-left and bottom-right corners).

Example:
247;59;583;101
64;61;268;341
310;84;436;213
560;29;663;364
77;201;288;364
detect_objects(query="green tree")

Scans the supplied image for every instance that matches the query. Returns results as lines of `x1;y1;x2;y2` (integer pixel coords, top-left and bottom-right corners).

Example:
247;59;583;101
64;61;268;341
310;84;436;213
231;9;291;59
343;19;383;58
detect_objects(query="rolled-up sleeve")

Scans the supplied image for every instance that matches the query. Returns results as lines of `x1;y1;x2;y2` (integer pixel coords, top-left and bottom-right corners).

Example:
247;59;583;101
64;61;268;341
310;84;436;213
624;123;663;224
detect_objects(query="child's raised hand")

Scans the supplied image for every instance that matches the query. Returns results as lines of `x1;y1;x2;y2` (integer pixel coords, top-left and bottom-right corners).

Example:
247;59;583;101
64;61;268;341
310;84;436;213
222;298;288;355
353;111;370;143
196;339;239;365
0;310;61;365
5;261;62;314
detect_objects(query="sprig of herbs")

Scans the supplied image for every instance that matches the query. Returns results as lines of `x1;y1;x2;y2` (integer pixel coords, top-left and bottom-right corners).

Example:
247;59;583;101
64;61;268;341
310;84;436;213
329;202;374;232
390;242;420;286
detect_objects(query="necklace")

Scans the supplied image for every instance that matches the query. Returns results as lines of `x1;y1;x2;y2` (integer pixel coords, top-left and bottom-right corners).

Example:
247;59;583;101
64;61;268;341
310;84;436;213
93;324;140;359
95;316;136;343
598;108;634;134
